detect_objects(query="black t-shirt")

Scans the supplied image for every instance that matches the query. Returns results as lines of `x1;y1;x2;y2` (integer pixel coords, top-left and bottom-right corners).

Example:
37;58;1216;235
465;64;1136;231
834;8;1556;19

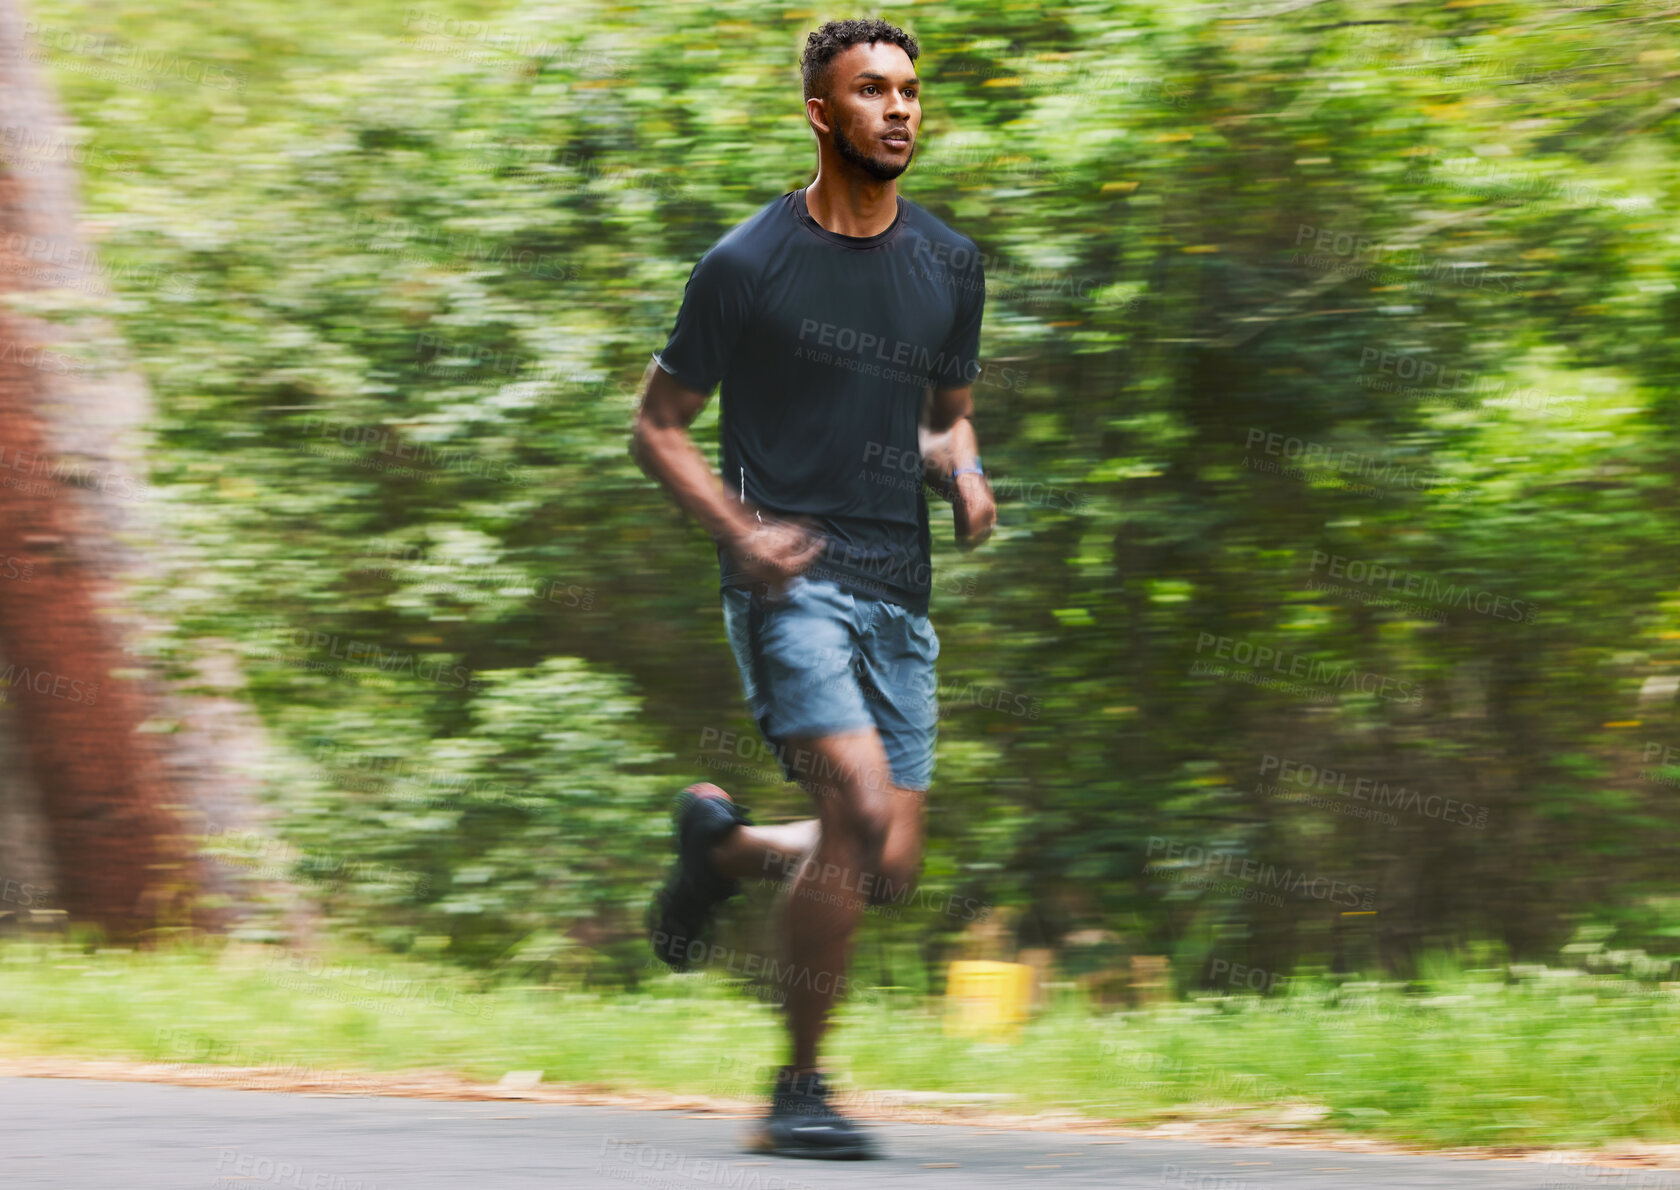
655;187;985;615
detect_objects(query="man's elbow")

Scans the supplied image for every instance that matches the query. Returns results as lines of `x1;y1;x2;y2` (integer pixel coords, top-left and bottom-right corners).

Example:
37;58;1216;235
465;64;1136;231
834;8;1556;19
629;412;656;472
925;386;975;433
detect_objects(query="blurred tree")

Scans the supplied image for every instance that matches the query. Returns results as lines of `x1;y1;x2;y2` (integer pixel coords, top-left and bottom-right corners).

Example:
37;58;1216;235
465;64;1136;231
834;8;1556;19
0;0;217;936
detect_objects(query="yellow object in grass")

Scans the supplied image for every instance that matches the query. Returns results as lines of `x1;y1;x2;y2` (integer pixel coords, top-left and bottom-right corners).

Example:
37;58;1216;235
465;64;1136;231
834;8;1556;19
944;961;1035;1040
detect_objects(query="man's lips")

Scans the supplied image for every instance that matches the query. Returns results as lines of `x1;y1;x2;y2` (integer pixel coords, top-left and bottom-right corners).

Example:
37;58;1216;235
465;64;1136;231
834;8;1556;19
882;132;911;149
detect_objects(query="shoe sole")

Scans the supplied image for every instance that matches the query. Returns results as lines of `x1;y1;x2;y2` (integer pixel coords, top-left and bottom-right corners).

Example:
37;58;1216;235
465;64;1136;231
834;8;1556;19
744;1124;878;1160
648;785;740;971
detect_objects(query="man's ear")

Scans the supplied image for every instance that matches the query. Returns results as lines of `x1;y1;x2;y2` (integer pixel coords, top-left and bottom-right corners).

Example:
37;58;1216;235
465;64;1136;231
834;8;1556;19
806;95;831;136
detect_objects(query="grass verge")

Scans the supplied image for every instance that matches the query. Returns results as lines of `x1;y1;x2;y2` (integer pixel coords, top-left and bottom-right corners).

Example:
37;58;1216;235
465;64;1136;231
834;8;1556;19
2;939;1678;1150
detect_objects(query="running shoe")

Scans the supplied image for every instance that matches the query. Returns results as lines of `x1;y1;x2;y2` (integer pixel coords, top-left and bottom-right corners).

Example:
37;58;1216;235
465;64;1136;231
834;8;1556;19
747;1066;879;1160
647;783;752;971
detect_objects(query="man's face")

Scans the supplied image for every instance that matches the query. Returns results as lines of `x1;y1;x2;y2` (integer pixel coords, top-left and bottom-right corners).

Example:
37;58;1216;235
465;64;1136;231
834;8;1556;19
813;41;920;182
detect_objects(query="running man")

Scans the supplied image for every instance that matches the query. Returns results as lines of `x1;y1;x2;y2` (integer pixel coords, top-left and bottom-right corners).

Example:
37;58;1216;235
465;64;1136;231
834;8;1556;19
632;18;994;1160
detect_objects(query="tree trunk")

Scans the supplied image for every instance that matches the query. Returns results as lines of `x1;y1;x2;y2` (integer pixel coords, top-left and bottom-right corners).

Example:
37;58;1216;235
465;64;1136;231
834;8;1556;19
0;2;293;938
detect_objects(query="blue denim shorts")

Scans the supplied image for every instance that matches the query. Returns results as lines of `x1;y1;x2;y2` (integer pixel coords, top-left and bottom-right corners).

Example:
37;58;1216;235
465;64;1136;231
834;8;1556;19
721;575;940;791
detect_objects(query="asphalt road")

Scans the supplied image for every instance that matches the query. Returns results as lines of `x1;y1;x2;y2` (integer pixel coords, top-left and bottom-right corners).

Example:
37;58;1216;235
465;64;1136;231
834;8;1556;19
0;1076;1653;1189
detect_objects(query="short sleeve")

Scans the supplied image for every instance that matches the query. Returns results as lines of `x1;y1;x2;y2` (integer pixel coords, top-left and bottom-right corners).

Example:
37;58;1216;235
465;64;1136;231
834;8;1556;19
930;251;985;391
653;244;757;396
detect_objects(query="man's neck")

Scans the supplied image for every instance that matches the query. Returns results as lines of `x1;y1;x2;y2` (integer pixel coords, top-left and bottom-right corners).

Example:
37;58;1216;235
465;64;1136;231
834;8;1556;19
803;167;899;238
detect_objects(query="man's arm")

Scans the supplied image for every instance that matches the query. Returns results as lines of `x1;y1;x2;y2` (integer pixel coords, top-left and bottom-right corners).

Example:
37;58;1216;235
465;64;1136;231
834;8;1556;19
921;384;996;551
631;357;824;587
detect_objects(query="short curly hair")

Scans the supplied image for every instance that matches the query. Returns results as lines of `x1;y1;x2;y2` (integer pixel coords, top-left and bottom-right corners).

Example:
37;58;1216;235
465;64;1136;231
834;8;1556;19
801;18;920;102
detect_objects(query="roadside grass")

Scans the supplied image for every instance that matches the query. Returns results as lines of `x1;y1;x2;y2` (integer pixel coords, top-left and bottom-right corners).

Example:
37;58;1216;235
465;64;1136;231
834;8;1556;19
3;939;1679;1150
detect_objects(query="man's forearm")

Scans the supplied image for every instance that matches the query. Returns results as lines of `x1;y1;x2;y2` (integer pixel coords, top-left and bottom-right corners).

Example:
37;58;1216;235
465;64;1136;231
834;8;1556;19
918;415;981;484
636;425;755;546
944;415;981;474
631;365;753;548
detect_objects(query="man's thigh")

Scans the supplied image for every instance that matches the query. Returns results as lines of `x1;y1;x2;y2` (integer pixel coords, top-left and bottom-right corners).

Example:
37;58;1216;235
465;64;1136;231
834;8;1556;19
720;577;938;793
851;598;940;793
721;577;874;781
778;730;925;898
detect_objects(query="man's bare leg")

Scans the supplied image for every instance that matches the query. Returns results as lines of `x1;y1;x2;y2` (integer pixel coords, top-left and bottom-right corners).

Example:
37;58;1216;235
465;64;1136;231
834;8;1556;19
707;815;820;881
777;729;924;1073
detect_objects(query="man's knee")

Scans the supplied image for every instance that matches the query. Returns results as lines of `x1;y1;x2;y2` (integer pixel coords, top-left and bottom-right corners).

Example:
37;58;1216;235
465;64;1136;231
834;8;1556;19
838;796;893;862
867;849;921;906
867;856;919;906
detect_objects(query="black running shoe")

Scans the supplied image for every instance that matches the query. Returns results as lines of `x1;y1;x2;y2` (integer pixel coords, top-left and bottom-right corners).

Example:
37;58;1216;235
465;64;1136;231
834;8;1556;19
647;783;752;972
747;1067;879;1160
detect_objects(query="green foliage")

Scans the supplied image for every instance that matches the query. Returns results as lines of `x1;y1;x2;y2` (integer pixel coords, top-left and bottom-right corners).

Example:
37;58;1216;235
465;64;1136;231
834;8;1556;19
19;0;1680;984
280;658;670;970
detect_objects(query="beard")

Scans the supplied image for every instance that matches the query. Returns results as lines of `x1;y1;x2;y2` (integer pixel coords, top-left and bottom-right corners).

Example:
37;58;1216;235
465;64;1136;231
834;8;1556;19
830;120;913;182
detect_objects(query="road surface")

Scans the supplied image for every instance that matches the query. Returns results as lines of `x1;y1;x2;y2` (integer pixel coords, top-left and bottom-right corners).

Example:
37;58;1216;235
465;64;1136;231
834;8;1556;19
0;1075;1652;1189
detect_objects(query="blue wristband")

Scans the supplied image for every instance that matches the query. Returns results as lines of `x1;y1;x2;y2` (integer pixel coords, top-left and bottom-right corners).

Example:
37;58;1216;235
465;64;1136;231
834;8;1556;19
952;460;984;480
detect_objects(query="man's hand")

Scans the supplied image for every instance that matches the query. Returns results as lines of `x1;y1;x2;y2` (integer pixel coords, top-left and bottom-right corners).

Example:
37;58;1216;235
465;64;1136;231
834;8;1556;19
726;515;826;593
952;471;996;551
922;387;994;551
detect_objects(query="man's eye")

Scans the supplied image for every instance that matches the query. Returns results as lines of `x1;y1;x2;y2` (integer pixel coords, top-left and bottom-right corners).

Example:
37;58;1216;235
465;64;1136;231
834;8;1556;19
862;85;878;95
